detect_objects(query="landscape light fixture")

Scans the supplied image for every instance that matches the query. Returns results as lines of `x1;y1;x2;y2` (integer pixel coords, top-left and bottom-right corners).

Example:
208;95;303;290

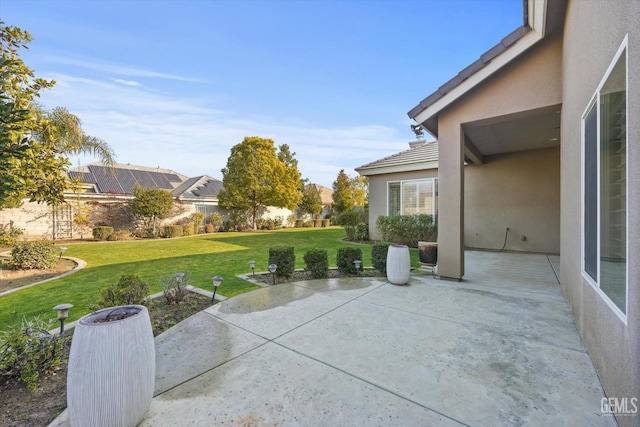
58;246;67;261
53;303;73;334
175;272;185;285
268;264;277;285
248;260;256;276
212;276;223;303
353;260;362;276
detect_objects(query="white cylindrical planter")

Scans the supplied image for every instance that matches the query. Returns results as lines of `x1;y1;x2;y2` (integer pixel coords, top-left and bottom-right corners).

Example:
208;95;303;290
386;244;411;285
67;305;155;427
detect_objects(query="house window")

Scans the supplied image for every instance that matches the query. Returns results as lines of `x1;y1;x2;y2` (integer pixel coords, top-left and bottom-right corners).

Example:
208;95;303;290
582;38;627;316
387;178;438;216
194;204;220;226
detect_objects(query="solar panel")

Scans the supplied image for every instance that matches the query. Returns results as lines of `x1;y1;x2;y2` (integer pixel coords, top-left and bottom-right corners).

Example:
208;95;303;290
165;173;182;183
131;170;156;189
148;171;172;189
117;169;137;194
89;165;125;194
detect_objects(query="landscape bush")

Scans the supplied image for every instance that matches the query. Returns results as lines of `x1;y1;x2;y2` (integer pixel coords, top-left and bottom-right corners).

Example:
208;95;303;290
160;273;190;305
337;210;362;241
10;240;57;270
269;246;295;277
206;213;224;231
303;220;313;228
107;230;131;241
0;221;23;247
163;225;183;238
303;249;328;279
376;214;437;247
90;274;150;310
295;219;304;228
322;219;331;228
371;242;391;274
336;247;362;275
92;226;114;241
0;317;70;391
313;219;323;228
205;223;214;233
354;223;369;241
182;223;195;236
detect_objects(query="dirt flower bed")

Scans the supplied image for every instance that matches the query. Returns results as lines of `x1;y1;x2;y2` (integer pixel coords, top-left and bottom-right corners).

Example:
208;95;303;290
0;293;213;427
0;258;76;294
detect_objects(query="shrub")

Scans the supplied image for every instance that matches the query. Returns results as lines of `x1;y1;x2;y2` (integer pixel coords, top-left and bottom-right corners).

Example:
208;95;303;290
11;240;57;270
313;219;323;228
0;221;23;247
221;220;235;232
337;210;361;241
205;223;214;233
322;219;331;228
0;317;70;391
269;246;295;277
182;223;195;236
303;220;313;228
354;223;369;241
163;225;183;238
376;214;437;247
91;274;150;310
336;247;362;275
371;242;391;274
303;249;328;279
206;213;224;229
107;230;131;241
190;212;205;231
159;273;190;305
92;226;114;240
286;214;297;228
295;219;304;228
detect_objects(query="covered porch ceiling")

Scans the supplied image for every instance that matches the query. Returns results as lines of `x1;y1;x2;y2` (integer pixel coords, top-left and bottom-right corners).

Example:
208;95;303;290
462;104;561;164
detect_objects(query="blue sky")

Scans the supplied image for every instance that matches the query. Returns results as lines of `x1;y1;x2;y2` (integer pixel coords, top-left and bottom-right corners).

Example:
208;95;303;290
1;0;522;186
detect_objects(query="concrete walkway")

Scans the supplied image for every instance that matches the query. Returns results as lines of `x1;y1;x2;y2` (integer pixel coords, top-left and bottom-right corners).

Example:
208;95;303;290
52;252;617;426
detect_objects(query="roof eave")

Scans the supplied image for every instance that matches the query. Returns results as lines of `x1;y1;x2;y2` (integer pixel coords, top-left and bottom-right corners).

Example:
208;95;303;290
408;0;549;136
357;161;439;176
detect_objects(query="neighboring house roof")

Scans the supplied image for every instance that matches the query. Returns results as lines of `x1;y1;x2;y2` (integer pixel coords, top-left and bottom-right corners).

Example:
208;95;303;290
172;175;223;200
312;184;333;206
67;163;222;201
356;141;438;176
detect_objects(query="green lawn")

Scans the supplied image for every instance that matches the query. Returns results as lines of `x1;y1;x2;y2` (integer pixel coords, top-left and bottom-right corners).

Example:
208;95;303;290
0;227;418;330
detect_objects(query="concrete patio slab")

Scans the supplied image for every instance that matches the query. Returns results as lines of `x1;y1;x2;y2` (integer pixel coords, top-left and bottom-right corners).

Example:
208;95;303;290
154;311;267;395
51;251;618;427
141;342;462;427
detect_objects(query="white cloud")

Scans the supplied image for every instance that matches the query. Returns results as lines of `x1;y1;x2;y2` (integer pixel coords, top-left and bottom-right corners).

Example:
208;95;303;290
38;72;409;186
113;78;142;87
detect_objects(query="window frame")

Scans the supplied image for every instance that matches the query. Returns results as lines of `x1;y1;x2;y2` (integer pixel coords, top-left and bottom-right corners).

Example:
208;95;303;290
386;178;438;217
580;36;628;321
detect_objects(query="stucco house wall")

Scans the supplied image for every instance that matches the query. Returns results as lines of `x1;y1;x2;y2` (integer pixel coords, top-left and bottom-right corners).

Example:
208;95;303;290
560;0;639;419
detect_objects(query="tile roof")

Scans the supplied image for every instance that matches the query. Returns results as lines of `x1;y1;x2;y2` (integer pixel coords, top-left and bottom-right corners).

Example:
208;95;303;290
172;176;223;200
356;141;439;175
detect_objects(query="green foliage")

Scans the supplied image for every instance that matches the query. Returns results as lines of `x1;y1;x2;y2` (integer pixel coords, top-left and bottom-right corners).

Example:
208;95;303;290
313;219;323;228
299;184;322;218
131;186;174;237
269;246;295;277
303;220;313;228
354;223;369;241
337;210;361;241
206;213;223;231
219;137;302;229
303;249;328;279
91;274;150;309
10;240;57;270
0;317;69;391
163;225;183;238
92;226;114;240
295;219;304;228
107;230;131;241
336;247;362;275
371;242;391;274
332;169;355;213
159;273;190;305
322;219;331;228
350;175;369;207
0;221;23;246
376;214;437;247
182;223;195;236
190;212;204;230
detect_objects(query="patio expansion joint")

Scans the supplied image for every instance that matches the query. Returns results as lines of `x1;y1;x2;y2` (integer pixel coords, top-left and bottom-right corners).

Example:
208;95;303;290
270;339;472;427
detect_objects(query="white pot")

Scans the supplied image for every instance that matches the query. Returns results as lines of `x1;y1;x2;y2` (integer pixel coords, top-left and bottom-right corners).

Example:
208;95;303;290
67;305;155;427
386;244;411;285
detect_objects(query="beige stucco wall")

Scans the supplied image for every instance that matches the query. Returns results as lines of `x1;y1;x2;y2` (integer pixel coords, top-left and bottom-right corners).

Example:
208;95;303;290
465;147;560;253
366;168;438;240
0;202;54;240
561;1;639;423
436;31;564;279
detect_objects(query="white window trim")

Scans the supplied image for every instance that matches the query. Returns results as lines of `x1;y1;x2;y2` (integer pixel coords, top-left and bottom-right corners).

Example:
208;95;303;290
580;35;628;323
386;178;438;216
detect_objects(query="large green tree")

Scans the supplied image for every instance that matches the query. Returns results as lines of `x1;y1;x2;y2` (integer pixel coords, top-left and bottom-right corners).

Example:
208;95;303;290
130;186;174;237
299;183;322;218
332;169;354;213
219;136;302;229
351;175;368;207
0;22;113;208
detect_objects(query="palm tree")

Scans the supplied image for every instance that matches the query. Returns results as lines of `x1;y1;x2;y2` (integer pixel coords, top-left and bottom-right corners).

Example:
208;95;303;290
34;106;115;165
